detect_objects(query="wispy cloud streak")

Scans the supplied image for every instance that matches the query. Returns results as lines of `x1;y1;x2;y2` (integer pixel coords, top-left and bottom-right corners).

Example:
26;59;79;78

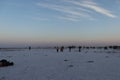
37;3;89;17
36;0;117;21
32;17;48;21
66;0;117;18
58;16;79;21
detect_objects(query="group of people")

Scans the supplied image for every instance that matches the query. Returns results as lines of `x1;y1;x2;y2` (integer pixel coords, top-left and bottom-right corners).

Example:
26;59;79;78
55;46;82;52
55;46;64;52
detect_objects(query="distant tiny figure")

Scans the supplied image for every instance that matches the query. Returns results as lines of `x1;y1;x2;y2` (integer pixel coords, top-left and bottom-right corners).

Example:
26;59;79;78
60;46;64;52
56;47;59;52
29;46;31;50
68;46;72;52
104;46;108;50
78;46;82;52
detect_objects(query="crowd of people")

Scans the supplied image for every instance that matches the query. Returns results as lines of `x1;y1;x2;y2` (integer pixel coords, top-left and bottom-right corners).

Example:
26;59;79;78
55;46;82;52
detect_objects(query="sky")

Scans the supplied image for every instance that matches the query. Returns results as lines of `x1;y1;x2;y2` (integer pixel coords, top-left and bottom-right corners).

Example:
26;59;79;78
0;0;120;47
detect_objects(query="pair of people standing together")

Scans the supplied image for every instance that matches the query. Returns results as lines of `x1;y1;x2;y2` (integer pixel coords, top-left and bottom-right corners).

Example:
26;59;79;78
56;46;64;52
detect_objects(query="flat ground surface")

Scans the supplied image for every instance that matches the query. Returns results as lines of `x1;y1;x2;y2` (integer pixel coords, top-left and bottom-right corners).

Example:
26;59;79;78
0;49;120;80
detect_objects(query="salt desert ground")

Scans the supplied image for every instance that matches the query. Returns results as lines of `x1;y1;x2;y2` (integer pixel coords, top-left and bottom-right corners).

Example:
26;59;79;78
0;48;120;80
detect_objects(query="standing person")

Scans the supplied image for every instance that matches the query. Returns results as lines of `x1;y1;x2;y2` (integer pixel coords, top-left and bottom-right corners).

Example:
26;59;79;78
68;46;72;52
60;46;64;52
29;46;31;50
56;47;59;52
78;46;82;52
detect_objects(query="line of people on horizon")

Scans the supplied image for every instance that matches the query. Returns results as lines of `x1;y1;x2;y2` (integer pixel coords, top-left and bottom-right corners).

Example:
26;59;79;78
55;46;82;52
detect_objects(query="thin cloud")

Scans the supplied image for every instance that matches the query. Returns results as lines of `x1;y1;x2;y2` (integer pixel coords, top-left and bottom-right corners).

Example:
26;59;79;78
32;17;48;21
37;3;89;17
36;2;92;21
75;7;94;13
66;0;117;18
58;16;79;21
58;14;95;21
36;0;117;21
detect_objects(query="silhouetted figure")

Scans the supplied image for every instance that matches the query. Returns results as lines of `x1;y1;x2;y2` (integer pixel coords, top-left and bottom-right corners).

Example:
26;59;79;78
68;46;72;52
78;46;82;52
29;46;31;50
112;46;120;50
86;47;89;49
56;47;59;52
109;46;113;49
104;46;108;50
60;46;64;52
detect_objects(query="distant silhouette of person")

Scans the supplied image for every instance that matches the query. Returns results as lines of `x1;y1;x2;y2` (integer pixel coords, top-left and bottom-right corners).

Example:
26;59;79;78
29;46;31;50
56;47;59;52
78;46;82;52
68;46;72;52
60;46;64;52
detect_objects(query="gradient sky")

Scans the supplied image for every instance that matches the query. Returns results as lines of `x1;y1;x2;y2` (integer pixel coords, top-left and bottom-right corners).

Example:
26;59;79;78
0;0;120;47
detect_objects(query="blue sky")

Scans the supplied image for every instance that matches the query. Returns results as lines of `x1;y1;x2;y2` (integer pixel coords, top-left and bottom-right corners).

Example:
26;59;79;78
0;0;120;47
